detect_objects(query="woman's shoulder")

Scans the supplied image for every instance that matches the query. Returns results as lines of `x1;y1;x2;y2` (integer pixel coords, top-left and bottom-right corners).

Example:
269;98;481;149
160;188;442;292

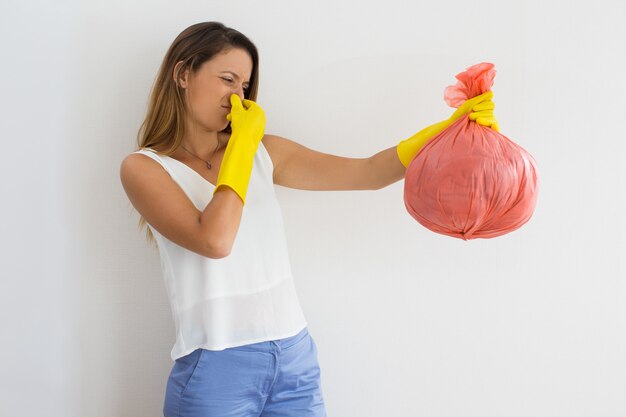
120;148;166;180
122;148;159;166
260;133;287;171
260;133;278;151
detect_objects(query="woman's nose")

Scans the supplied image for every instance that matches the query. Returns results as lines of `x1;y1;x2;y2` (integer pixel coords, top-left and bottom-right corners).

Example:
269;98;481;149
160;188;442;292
232;85;245;100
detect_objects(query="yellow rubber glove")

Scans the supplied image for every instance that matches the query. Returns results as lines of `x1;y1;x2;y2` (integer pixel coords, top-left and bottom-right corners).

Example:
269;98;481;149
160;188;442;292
396;91;499;168
214;94;266;204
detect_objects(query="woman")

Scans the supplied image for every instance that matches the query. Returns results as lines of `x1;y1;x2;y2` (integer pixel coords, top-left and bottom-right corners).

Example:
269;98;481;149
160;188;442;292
120;21;496;417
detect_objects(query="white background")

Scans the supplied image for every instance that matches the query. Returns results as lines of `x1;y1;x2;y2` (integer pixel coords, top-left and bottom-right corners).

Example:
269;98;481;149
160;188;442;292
1;0;625;416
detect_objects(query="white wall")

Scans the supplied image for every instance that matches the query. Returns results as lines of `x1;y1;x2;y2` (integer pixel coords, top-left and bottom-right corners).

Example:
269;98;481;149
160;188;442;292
2;0;625;416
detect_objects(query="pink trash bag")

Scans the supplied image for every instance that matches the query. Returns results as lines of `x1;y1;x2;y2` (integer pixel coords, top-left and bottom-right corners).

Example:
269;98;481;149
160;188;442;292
403;63;539;240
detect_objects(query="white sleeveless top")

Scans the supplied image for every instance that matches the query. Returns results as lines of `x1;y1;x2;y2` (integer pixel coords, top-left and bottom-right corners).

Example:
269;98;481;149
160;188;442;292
133;144;307;360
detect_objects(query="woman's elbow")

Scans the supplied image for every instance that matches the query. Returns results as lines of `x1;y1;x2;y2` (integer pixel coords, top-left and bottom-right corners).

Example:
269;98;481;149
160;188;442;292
203;238;233;259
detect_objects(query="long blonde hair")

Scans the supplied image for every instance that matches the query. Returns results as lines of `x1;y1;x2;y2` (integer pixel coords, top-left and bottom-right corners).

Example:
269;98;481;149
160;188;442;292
135;22;260;245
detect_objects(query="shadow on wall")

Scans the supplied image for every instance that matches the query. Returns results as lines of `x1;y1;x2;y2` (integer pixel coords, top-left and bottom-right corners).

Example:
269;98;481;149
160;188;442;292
63;38;179;415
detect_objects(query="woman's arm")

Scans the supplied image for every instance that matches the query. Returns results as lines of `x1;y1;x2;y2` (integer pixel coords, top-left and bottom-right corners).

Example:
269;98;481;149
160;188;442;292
262;92;498;192
120;153;243;258
262;134;406;191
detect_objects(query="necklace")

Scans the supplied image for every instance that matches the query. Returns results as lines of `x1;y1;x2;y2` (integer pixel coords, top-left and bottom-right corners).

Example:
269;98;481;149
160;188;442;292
180;140;221;170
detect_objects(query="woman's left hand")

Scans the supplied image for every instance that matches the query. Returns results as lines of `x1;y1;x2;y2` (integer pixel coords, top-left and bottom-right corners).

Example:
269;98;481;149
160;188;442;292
396;91;499;168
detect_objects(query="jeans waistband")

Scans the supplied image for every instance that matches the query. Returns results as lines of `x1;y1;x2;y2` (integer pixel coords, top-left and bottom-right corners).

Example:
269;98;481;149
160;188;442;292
228;327;309;352
272;326;309;349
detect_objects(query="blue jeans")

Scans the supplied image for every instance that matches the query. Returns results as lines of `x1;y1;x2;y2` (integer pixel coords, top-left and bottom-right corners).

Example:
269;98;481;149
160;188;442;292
163;327;327;417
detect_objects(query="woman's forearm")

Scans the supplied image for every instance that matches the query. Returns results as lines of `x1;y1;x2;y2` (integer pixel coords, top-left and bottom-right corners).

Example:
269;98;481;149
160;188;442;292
367;145;406;190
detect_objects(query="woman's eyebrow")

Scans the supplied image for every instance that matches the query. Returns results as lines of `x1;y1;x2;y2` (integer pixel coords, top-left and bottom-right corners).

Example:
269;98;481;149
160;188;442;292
220;70;250;85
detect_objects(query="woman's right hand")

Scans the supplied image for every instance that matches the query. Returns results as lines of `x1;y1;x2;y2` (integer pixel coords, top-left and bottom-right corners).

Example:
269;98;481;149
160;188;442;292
215;94;266;205
227;94;266;145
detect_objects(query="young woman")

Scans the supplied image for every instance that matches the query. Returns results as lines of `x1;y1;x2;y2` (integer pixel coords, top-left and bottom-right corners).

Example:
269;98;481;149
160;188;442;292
120;21;497;417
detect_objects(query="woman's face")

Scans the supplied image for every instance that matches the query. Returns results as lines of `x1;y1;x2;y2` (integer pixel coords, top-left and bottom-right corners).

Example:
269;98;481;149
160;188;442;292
180;47;253;132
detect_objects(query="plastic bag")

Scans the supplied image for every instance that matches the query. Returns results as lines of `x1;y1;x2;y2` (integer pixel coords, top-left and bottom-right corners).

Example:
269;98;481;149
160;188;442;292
403;63;539;240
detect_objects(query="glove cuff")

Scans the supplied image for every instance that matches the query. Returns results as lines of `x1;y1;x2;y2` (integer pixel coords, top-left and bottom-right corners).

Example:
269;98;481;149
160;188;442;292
214;132;261;204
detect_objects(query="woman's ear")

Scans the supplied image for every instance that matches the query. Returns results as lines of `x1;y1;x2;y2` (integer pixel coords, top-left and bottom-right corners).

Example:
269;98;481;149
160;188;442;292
173;60;189;89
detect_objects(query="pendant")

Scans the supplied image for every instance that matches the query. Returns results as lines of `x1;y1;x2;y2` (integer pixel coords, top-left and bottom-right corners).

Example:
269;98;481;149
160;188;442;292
206;161;212;169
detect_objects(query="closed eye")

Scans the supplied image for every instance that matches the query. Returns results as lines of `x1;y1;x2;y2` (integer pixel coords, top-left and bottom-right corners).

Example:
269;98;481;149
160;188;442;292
221;77;249;92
